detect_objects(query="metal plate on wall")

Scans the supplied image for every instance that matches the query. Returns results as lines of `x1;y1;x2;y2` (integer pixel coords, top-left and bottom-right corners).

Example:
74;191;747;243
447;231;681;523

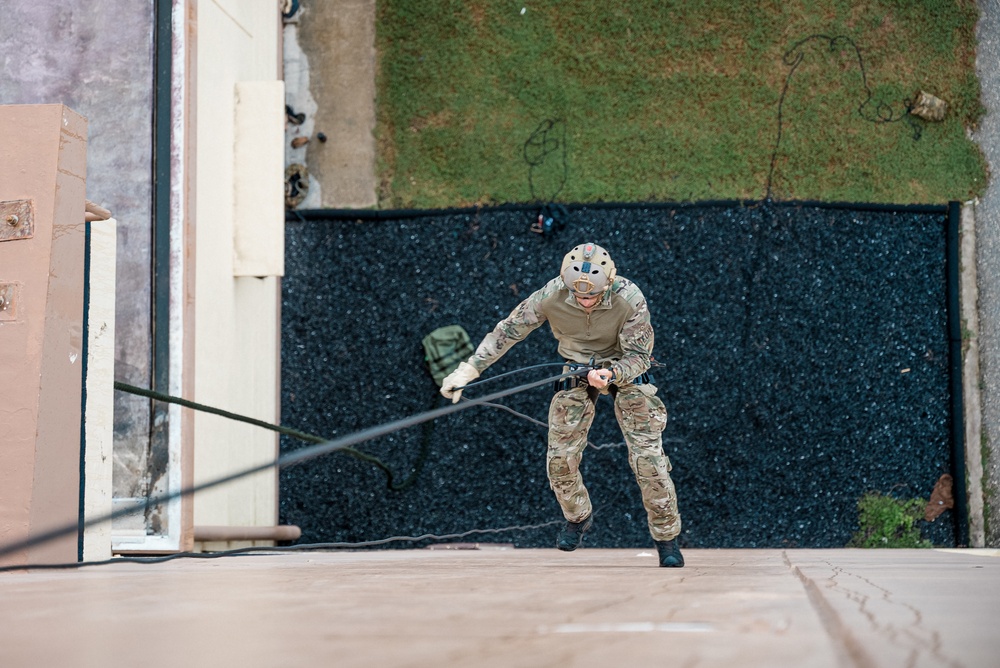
0;199;34;242
0;283;18;321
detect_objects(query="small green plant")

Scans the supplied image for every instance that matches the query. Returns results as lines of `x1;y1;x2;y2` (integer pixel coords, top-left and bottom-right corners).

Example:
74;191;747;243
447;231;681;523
848;492;932;548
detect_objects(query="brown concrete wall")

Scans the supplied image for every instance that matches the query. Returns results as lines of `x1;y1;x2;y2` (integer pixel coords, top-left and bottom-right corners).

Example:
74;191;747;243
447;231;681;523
0;0;157;504
0;104;88;566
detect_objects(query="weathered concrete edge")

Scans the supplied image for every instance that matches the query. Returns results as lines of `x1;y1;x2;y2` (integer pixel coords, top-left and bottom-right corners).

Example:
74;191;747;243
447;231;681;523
785;555;878;668
963;200;986;547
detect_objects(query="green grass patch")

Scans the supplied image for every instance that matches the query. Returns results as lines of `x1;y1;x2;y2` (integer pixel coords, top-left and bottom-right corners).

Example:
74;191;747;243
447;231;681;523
376;0;987;208
848;492;932;548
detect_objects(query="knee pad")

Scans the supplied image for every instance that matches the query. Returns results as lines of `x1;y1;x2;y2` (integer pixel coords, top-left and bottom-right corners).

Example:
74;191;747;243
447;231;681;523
633;453;672;479
616;389;666;434
548;455;572;478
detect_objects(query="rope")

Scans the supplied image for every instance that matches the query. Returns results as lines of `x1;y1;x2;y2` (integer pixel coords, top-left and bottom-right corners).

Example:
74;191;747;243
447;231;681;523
477;400;626;451
462;361;573;388
116;381;324;443
0;521;564;573
765;33;921;201
471;359;666;447
116;381;433;492
464;359;664;389
523;118;568;203
0;370;579;562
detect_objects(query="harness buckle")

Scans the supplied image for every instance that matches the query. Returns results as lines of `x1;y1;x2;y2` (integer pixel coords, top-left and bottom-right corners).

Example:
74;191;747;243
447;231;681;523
553;363;590;393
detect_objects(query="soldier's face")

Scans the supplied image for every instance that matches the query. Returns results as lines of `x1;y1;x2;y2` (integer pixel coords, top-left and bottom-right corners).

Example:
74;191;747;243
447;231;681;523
574;294;601;311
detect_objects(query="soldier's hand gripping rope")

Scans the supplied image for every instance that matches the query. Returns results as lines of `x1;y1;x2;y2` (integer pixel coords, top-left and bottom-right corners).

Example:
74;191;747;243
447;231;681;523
442;361;595;404
434;243;685;567
440;361;481;403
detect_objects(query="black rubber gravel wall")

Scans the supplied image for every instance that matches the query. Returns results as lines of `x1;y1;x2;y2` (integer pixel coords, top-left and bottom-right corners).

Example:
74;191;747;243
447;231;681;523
279;203;957;549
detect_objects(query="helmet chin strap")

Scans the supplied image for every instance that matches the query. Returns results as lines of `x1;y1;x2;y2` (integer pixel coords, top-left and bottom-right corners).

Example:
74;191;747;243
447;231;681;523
570;275;599;295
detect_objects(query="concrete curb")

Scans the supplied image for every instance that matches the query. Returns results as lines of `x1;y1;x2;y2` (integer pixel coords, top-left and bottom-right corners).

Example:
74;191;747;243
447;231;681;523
963;201;986;547
973;0;1000;547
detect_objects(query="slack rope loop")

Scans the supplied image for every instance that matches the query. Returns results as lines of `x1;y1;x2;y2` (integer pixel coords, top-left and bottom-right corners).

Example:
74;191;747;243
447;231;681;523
477;399;627;451
115;381;326;443
0;521;564;573
523;118;568;204
765;33;921;202
0;371;576;563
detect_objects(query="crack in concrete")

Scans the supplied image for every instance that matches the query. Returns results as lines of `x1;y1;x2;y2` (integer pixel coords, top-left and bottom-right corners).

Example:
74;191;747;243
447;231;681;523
785;551;877;668
816;561;962;668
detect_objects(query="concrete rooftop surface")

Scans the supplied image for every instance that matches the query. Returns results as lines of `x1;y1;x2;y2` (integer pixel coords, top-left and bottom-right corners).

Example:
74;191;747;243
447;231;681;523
1;548;998;668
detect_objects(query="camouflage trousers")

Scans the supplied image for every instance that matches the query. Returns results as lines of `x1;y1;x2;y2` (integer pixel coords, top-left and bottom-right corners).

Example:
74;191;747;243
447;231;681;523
547;383;681;541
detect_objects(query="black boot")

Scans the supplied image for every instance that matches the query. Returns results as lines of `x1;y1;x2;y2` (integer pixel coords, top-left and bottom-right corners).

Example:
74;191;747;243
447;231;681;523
556;514;593;551
655;539;684;567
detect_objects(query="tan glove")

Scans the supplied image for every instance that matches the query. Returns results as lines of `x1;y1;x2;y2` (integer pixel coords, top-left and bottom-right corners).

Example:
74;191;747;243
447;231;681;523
440;361;480;403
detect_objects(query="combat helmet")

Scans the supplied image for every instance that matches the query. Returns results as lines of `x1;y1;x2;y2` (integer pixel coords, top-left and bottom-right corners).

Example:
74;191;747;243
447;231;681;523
560;243;617;297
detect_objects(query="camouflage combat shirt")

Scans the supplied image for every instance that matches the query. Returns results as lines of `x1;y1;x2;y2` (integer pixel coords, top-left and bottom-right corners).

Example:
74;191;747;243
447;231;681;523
468;276;654;384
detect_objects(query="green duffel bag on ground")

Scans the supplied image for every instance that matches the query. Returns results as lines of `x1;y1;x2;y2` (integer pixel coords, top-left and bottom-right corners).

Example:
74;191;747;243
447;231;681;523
422;325;475;388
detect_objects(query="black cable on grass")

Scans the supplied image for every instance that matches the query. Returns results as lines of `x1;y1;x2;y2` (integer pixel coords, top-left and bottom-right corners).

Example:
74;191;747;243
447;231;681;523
0;371;576;564
750;34;926;348
524;118;568;203
765;33;922;202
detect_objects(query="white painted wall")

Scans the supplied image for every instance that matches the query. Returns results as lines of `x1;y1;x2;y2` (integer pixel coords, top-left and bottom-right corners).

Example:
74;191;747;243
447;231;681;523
84;218;117;561
193;0;283;547
234;80;285;277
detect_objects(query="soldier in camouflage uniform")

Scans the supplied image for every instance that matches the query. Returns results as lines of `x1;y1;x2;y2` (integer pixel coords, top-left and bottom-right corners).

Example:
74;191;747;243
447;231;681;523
441;243;684;567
